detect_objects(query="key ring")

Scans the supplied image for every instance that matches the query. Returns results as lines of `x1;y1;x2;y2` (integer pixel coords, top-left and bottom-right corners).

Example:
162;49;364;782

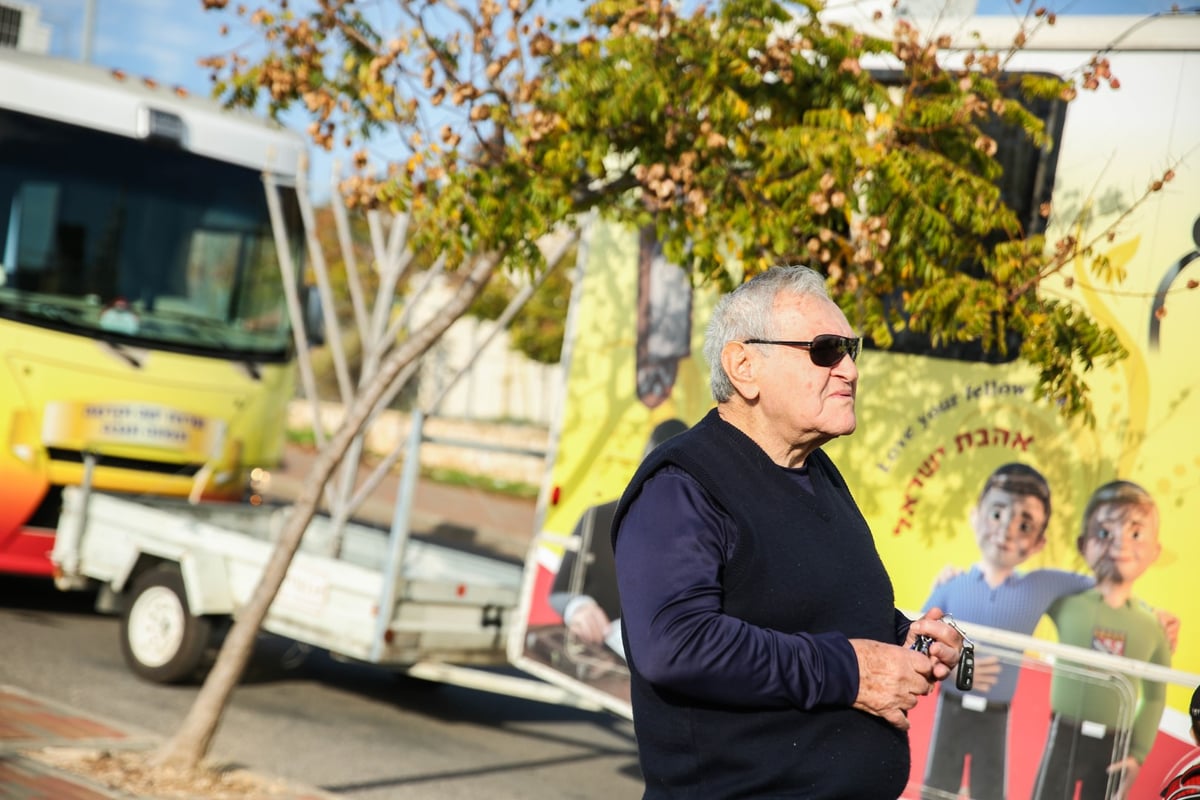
941;614;975;648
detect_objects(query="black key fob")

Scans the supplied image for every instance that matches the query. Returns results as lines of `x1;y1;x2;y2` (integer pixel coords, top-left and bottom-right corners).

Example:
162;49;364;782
956;643;975;692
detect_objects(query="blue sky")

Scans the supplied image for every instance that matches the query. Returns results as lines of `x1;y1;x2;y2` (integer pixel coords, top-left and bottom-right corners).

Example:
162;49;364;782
22;0;1191;200
29;0;1187;91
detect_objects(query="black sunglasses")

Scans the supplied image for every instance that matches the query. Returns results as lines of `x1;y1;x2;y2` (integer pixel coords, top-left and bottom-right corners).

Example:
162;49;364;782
743;334;862;367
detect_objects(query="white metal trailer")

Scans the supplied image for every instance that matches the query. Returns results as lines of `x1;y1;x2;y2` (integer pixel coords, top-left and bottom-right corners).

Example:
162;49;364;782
51;485;522;684
50;467;600;709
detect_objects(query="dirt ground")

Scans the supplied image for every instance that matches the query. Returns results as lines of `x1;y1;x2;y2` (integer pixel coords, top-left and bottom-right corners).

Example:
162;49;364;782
27;747;308;799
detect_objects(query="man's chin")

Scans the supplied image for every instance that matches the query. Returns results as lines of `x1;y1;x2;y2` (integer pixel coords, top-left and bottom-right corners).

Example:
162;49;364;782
830;411;857;436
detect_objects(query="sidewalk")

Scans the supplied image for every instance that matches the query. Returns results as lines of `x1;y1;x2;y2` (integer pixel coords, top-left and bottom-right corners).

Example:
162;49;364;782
0;685;335;799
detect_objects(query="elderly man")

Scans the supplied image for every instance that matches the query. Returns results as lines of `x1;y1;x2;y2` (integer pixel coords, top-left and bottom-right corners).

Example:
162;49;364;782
613;265;963;799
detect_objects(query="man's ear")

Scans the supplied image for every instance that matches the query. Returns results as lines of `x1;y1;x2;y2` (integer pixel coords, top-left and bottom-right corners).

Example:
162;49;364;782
721;341;760;401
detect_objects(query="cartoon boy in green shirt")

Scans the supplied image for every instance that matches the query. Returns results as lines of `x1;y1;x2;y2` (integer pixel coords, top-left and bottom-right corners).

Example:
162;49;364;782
1033;480;1172;800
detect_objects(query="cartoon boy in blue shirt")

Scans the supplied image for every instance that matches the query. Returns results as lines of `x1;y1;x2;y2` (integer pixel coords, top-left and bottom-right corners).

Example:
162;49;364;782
921;463;1092;800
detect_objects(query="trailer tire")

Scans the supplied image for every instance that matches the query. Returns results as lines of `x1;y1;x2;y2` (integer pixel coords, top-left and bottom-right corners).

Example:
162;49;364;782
120;566;212;684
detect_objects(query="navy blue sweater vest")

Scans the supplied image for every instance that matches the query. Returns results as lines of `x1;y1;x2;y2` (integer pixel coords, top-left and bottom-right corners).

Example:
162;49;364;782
613;409;910;798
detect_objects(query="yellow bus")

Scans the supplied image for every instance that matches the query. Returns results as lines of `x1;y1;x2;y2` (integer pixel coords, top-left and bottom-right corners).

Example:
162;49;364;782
513;12;1200;800
0;48;309;576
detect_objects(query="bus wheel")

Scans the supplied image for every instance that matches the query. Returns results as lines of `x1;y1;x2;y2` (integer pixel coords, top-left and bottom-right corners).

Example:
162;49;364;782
120;565;212;684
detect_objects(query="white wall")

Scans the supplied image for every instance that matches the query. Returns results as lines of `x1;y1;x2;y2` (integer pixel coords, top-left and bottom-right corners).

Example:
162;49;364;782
408;273;563;427
0;2;51;53
288;400;548;486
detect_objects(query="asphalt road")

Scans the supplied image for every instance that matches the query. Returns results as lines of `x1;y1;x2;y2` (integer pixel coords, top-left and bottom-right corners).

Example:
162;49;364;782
0;575;644;799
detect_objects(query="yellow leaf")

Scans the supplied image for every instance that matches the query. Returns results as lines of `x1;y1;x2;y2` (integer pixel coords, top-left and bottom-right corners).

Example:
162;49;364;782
1100;234;1141;277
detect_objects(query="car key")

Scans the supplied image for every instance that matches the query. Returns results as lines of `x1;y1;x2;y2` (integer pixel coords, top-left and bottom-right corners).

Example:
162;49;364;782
956;641;975;692
942;615;976;692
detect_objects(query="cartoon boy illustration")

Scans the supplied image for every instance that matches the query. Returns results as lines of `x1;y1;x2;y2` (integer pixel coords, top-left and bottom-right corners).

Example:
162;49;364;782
921;463;1094;800
1033;480;1171;800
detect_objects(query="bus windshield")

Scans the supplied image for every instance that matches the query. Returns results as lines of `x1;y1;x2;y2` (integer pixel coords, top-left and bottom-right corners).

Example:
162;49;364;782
0;106;305;361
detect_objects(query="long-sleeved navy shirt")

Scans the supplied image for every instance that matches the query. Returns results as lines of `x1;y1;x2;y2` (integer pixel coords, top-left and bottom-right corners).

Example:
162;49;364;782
613;409;915;798
615;461;909;709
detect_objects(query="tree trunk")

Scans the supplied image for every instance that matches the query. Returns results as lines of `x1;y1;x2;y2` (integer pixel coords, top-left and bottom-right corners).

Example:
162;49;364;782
152;252;501;770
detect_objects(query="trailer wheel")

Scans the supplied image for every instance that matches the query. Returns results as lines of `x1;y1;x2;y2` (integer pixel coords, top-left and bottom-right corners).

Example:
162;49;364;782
120;566;212;684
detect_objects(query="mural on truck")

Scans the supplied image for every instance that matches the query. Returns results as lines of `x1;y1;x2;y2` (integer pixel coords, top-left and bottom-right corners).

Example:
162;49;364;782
512;16;1200;798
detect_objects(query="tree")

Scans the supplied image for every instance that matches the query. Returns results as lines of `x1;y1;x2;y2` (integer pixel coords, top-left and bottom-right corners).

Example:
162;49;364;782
153;0;1180;775
470;246;575;364
197;0;1182;421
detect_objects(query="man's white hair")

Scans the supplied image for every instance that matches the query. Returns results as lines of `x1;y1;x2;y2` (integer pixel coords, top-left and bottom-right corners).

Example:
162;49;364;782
703;265;831;402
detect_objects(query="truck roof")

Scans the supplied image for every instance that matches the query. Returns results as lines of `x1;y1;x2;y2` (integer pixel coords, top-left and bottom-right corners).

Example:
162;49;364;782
0;47;307;179
823;9;1200;53
940;13;1200;53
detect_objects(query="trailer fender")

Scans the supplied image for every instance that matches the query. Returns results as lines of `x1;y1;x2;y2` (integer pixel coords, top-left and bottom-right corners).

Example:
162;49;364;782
102;541;143;595
179;551;234;615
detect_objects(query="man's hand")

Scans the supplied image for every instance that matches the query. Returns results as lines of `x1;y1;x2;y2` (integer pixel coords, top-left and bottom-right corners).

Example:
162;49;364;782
564;598;611;644
849;639;936;731
908;608;965;681
1106;756;1139;800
